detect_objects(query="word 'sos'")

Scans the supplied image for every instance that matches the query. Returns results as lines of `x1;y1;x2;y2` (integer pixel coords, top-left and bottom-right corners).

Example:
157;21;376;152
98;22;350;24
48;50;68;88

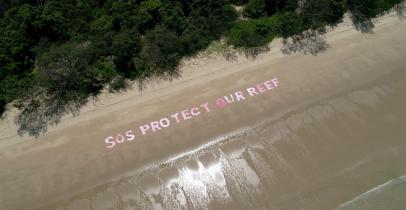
105;103;211;149
105;78;279;149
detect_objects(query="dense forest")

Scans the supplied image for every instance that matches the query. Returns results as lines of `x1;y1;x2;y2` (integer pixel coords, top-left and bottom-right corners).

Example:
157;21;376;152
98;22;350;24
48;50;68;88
0;0;404;136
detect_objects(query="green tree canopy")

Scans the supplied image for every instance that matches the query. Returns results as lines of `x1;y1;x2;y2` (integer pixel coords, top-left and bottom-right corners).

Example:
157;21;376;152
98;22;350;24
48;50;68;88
0;0;403;136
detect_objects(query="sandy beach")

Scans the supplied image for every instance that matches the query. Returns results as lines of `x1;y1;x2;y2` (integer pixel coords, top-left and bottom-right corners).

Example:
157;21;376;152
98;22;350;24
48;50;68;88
1;11;406;210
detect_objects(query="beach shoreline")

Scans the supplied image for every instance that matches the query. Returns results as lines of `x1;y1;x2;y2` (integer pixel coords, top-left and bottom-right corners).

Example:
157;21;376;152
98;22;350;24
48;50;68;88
0;11;406;210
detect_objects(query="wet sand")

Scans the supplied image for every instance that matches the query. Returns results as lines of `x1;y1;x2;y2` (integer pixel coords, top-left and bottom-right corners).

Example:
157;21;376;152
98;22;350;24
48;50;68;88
1;12;406;210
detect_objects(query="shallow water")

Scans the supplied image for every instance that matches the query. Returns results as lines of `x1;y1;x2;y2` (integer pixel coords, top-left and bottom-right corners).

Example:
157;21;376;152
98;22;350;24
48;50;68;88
43;68;406;210
335;175;406;210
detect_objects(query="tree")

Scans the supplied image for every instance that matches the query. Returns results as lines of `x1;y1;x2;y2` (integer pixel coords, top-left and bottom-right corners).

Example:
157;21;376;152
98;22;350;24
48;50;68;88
187;0;237;36
159;1;187;34
264;0;287;15
15;42;117;136
244;0;298;18
227;17;277;48
301;0;346;29
229;0;249;5
243;0;267;18
277;12;305;38
140;25;182;76
111;29;141;78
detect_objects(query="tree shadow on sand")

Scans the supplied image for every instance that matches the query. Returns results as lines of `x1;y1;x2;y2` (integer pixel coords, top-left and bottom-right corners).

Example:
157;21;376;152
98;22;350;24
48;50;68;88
15;91;86;137
350;13;376;33
281;30;329;55
15;74;184;137
350;2;406;33
214;44;270;61
15;73;184;137
394;3;406;19
241;45;271;59
0;102;5;120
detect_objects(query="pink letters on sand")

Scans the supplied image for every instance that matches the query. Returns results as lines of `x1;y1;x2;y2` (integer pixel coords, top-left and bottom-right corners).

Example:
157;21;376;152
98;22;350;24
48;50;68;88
105;78;279;149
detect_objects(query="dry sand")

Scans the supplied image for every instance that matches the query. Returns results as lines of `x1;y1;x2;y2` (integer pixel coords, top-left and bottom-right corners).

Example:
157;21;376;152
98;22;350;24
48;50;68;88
0;11;406;210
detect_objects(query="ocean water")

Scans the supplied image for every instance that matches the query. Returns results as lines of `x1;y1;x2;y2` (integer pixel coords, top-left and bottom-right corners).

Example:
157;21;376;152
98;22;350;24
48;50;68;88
335;175;406;210
43;69;406;210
